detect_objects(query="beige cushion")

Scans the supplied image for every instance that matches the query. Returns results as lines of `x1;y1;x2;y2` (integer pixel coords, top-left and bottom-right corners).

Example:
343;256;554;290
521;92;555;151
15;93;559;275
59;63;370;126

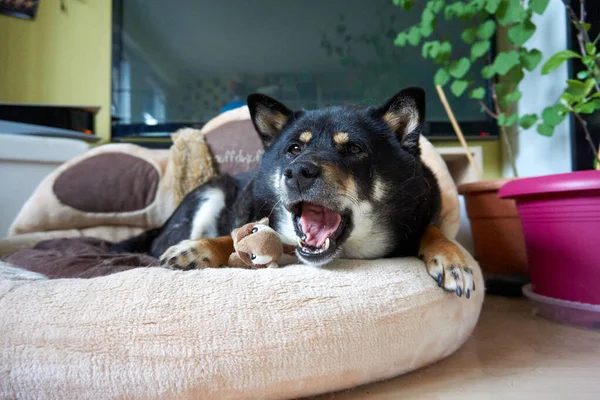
8;144;174;237
0;249;483;399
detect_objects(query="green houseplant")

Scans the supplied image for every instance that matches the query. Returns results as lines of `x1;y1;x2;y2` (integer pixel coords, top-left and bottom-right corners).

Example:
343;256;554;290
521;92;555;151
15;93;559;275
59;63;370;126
392;0;555;283
497;0;600;317
530;0;600;169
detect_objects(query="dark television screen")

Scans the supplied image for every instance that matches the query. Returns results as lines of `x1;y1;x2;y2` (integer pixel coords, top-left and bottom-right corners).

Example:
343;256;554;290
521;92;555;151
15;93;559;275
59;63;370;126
111;0;497;141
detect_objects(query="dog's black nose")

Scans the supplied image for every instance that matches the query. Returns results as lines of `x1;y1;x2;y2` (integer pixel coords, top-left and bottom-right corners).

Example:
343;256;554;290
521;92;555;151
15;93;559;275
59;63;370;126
284;162;321;191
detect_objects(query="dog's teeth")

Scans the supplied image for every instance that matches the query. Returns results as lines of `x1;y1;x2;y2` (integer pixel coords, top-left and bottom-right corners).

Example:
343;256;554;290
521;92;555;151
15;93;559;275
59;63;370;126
301;234;307;241
297;237;306;247
324;237;330;250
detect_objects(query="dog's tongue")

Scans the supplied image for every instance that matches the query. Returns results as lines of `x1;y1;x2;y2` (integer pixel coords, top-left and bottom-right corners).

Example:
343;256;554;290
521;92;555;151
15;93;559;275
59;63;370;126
299;203;341;247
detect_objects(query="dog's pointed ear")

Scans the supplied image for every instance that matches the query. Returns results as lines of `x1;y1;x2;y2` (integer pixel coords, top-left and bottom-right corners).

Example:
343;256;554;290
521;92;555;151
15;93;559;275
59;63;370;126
372;87;425;156
247;94;294;147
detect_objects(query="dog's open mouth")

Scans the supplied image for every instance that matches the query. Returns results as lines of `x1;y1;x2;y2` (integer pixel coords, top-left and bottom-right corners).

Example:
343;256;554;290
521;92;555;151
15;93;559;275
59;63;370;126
290;202;349;263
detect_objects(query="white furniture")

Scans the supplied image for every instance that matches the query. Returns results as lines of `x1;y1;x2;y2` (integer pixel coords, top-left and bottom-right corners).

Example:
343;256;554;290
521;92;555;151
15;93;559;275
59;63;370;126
0;133;89;237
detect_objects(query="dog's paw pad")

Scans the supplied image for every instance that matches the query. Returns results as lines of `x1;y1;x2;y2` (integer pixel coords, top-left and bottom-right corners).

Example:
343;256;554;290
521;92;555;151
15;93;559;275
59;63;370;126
423;249;475;298
159;240;212;270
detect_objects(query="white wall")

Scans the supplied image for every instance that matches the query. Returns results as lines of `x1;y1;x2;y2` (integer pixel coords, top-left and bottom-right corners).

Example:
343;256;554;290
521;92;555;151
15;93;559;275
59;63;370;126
511;1;572;177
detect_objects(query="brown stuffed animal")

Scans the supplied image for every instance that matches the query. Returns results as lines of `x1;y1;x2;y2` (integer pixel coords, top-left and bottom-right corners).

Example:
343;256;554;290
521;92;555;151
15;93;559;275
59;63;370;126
228;218;296;269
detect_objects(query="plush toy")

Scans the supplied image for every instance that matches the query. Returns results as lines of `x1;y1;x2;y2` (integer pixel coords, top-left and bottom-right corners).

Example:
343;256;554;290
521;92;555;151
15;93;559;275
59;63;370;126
228;218;297;269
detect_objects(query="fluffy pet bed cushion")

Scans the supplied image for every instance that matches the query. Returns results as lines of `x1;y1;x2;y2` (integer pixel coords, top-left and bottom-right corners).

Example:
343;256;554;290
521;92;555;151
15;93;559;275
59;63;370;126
0;109;479;398
0;252;483;399
8;131;217;240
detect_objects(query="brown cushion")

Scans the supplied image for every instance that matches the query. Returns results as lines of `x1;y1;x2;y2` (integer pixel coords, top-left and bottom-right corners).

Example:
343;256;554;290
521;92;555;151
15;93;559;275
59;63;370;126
2;237;157;279
53;153;160;213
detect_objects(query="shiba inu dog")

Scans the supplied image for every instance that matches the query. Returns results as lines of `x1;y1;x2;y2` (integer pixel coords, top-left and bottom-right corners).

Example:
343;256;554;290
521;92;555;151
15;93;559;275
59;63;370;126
112;87;475;298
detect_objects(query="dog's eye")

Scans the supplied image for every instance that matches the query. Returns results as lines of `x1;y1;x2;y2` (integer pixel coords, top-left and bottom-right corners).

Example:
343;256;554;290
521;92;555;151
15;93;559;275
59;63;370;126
348;144;362;154
288;144;302;155
251;227;258;233
250;253;256;260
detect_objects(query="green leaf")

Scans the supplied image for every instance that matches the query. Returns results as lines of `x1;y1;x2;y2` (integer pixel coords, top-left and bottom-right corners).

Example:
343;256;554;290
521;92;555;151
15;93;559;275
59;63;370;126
566;79;592;97
506;114;519;126
574;100;600;114
485;0;501;13
496;0;525;27
508;20;536;46
530;0;550;15
431;0;445;13
583;78;597;96
497;112;518;127
481;65;495;78
393;0;414;10
505;90;522;102
449;57;472;78
560;92;575;106
582;55;596;68
497;113;507;126
421;24;434;37
394;32;408;47
421;9;436;37
541;50;581;75
470;0;486;11
422;41;440;58
469;87;486;99
595;157;599;170
519;114;538;129
434;68;450;86
451;2;477;21
542;104;568;127
408;26;421;46
433;41;452;63
573;21;592;32
422;8;435;24
471;41;491;60
429;41;441;58
461;26;477;44
537;123;554;136
451;80;469;97
476;20;496;40
497;113;518;126
492;50;520;75
520;48;543;71
585;42;597;55
445;2;464;20
506;65;525;82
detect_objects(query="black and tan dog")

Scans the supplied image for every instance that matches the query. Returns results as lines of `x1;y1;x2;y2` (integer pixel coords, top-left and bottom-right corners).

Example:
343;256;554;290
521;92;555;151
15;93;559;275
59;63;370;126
112;87;475;298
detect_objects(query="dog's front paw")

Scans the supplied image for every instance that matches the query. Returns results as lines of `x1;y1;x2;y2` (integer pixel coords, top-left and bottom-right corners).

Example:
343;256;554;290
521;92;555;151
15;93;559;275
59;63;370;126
420;248;474;298
159;240;215;270
419;226;475;298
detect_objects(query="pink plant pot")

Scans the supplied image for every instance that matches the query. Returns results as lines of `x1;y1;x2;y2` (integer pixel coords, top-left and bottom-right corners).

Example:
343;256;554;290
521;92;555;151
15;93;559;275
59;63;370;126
499;171;600;305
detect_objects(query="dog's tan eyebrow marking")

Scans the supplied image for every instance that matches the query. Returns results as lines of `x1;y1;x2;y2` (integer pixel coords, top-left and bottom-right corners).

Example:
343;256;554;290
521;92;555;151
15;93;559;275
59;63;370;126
333;132;349;145
299;131;312;143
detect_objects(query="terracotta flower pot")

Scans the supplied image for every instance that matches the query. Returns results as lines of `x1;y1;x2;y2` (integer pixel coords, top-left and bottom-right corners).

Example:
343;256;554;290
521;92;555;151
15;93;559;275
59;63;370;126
457;179;528;277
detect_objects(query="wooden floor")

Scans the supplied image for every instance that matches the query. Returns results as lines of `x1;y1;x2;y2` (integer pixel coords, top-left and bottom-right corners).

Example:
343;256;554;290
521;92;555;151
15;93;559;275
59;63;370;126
313;296;600;400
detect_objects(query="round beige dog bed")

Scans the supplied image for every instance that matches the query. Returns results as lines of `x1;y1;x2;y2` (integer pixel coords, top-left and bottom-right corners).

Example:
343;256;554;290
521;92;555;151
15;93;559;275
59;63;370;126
0;108;483;399
1;254;483;399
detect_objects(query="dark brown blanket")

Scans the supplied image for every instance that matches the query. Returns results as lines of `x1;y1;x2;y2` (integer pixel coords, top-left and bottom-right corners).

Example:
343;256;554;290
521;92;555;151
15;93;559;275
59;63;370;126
2;238;158;279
